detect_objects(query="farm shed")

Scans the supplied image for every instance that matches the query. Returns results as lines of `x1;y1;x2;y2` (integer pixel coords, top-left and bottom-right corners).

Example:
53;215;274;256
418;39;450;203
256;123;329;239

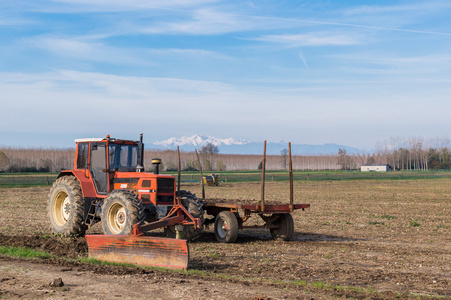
360;164;389;172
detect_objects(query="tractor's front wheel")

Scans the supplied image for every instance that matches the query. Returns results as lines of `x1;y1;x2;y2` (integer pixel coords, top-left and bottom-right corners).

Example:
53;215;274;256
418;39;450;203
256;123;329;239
101;190;145;235
48;176;87;236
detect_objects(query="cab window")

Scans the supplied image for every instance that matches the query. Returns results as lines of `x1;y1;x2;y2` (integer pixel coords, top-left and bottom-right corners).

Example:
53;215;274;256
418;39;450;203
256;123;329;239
109;144;138;171
76;143;89;169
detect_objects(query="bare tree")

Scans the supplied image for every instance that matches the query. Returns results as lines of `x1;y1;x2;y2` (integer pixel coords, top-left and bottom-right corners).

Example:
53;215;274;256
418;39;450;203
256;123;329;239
280;148;288;169
338;149;349;170
0;151;9;171
199;143;219;171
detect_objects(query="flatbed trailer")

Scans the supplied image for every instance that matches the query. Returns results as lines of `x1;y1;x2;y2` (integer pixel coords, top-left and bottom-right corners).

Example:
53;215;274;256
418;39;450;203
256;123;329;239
202;201;310;243
191;141;310;243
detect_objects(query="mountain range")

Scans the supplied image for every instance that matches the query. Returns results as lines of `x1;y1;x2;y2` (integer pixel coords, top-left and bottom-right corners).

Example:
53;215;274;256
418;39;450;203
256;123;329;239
151;135;364;155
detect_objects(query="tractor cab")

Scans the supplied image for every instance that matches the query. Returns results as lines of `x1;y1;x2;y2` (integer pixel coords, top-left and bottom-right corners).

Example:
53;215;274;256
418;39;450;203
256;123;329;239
64;135;175;208
74;135;143;195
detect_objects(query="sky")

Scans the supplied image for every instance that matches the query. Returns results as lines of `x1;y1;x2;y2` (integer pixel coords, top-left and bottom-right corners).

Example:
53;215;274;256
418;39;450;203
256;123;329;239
1;0;451;151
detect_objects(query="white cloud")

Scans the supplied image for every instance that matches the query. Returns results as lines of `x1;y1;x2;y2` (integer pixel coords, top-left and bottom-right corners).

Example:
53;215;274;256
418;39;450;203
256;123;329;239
140;8;260;35
44;0;219;12
0;15;32;27
2;69;450;141
24;35;229;66
30;36;98;57
328;53;451;76
253;32;361;47
1;69;451;149
343;2;451;16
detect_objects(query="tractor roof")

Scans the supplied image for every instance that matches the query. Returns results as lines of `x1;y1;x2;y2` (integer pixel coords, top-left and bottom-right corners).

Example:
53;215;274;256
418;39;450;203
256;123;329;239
74;137;138;144
74;138;106;143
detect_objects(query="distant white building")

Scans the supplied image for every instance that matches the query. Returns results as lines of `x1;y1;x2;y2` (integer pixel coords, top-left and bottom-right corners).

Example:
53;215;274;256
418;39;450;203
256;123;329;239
360;164;389;172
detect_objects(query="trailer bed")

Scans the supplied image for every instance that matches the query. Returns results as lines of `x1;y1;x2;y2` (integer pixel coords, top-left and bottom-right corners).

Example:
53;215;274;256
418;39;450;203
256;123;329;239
201;200;310;243
203;201;310;214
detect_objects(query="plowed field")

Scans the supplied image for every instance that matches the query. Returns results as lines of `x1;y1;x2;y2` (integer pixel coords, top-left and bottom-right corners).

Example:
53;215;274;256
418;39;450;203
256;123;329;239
0;179;450;299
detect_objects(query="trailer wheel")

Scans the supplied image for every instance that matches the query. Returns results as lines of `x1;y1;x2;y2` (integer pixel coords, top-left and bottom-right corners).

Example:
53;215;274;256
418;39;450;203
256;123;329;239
270;213;294;241
164;190;204;241
101;190;145;235
48;176;87;236
214;211;239;243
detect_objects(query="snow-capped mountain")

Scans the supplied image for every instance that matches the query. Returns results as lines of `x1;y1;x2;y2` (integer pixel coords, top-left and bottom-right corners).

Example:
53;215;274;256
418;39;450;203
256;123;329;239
153;135;246;147
151;135;365;155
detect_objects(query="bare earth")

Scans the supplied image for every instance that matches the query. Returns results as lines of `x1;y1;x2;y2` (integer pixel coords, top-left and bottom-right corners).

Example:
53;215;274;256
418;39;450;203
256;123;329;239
0;179;450;299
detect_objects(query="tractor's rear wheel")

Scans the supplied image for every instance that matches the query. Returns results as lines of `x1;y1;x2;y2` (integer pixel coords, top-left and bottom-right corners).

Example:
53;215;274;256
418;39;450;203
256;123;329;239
101;190;145;235
214;211;239;243
269;213;294;241
48;176;87;236
164;190;204;241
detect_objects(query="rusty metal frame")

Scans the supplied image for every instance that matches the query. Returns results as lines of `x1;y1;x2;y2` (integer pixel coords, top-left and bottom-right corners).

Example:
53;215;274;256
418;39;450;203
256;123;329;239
260;140;267;211
177;146;181;192
194;149;205;200
203;202;309;214
289;142;294;211
201;140;310;231
133;196;201;236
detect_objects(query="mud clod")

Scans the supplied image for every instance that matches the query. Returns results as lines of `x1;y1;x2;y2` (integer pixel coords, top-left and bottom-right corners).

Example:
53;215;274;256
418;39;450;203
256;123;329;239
49;278;64;287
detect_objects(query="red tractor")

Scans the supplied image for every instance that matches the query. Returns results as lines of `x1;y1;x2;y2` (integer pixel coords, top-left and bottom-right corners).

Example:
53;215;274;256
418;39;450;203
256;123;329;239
48;134;203;240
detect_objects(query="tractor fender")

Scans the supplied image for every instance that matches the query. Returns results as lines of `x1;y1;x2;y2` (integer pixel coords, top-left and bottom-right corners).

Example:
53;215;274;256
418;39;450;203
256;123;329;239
57;170;98;198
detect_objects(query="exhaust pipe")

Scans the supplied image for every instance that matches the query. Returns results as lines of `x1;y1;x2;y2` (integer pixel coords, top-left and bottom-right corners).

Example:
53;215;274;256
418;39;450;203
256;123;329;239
152;158;162;174
136;133;144;172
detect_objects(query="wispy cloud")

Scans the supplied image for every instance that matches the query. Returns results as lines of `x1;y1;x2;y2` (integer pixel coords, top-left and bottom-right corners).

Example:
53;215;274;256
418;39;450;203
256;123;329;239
0;15;32;26
140;8;258;35
330;53;451;71
0;70;239;135
15;1;451;38
298;51;309;69
342;1;451;16
253;32;361;47
123;8;451;37
30;36;99;57
24;35;229;67
44;0;218;12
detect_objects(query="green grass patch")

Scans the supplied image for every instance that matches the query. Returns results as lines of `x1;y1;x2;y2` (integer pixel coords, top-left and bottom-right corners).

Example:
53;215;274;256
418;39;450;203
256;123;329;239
207;252;222;258
410;220;421;227
165;169;451;183
368;221;385;225
313;281;326;288
79;257;139;268
0;173;57;188
0;245;52;259
380;214;396;220
293;279;308;286
3;170;451;186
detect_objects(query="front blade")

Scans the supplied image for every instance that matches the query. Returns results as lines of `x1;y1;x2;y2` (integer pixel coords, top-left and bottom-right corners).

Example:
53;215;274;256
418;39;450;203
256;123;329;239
85;235;189;270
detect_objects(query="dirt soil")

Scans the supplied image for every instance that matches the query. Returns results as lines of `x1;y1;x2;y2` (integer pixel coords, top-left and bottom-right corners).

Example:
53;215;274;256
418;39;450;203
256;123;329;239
0;180;450;299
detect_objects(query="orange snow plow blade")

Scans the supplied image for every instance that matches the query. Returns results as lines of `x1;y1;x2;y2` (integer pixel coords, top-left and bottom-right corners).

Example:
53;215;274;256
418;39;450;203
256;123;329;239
85;235;189;270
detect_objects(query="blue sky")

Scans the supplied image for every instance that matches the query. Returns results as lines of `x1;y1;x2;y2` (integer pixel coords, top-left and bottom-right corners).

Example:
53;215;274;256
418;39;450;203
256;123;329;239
1;1;451;150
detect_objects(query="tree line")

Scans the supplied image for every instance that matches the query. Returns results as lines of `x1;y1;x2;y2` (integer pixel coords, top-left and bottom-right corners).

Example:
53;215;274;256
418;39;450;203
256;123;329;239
0;145;343;173
1;137;450;173
337;136;451;171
